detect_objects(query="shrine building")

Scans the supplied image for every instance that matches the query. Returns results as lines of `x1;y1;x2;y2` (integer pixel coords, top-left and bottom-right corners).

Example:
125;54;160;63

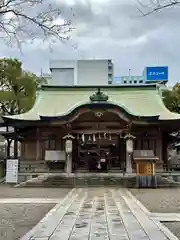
1;83;180;181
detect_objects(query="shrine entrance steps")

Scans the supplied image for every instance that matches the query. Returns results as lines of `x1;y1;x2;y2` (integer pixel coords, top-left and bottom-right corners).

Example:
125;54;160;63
15;173;137;188
15;173;180;188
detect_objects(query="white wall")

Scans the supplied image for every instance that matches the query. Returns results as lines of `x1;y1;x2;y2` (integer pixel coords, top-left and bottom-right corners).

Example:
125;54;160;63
51;68;74;85
77;60;109;85
49;59;111;86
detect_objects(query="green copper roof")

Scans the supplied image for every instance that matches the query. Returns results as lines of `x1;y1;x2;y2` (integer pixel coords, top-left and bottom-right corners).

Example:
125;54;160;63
3;85;180;121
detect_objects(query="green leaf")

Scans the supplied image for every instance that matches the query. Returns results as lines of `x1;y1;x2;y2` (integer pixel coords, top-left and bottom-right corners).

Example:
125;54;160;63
0;58;45;115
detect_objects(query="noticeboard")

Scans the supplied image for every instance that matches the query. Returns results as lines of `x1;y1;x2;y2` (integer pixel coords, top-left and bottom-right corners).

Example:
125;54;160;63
5;159;19;183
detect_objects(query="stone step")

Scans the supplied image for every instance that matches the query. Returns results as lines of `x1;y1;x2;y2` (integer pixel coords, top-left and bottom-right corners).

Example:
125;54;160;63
16;174;180;188
17;176;137;188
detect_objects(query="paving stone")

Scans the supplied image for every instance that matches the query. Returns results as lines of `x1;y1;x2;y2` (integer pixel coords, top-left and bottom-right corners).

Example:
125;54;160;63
49;191;87;239
32;189;82;239
104;192;129;239
118;189;168;240
21;187;179;240
111;189;149;240
89;197;109;240
69;197;95;239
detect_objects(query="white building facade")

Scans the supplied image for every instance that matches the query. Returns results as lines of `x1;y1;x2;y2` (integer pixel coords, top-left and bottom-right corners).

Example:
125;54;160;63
48;59;114;86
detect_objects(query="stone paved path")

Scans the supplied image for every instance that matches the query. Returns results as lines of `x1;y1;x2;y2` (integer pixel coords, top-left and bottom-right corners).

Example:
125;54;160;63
21;188;178;240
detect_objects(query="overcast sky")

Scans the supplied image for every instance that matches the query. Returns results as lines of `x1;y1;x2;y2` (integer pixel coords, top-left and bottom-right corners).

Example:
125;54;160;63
1;0;180;85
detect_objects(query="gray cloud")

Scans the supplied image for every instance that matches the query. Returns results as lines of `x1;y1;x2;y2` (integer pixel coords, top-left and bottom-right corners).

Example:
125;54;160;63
1;0;180;84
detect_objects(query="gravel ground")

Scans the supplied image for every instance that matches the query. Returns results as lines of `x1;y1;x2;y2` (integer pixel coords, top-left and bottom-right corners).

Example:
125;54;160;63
129;188;180;213
130;188;180;239
0;185;71;198
162;222;180;240
0;186;71;239
0;203;55;240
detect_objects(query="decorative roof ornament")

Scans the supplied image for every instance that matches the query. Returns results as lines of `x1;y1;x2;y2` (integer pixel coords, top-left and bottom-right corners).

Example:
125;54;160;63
89;88;108;102
124;133;136;139
63;133;75;140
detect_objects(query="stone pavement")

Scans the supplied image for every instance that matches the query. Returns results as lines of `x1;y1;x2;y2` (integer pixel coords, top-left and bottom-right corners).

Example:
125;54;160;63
21;188;179;240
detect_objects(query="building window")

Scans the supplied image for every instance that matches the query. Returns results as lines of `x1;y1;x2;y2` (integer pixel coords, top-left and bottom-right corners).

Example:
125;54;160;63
139;80;143;84
124;81;127;84
129;81;132;84
108;80;112;84
134;80;137;84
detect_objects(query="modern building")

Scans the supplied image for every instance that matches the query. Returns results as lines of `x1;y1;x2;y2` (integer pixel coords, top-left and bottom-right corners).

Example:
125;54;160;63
112;76;144;85
112;66;168;85
47;59;114;86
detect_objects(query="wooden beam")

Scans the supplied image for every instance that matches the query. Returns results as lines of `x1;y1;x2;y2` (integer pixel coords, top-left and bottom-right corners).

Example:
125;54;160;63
72;121;122;127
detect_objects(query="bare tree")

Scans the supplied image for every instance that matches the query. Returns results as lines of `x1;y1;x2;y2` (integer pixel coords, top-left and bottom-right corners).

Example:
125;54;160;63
0;0;75;47
137;0;180;16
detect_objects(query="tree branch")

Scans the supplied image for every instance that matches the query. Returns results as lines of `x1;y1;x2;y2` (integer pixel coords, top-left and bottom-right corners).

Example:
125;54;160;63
0;0;75;47
137;0;180;16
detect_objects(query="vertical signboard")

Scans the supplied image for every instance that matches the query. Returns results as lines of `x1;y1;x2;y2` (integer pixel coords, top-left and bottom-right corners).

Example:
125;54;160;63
6;159;19;183
145;66;168;82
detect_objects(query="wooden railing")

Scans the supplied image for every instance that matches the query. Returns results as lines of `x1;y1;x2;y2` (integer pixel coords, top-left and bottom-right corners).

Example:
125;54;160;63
18;159;48;173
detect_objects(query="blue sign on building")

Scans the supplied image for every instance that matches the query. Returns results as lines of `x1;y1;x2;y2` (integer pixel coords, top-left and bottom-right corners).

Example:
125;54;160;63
145;66;168;82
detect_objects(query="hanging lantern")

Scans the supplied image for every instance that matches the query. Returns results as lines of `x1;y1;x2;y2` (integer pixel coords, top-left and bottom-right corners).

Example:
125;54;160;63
65;139;73;154
126;138;134;153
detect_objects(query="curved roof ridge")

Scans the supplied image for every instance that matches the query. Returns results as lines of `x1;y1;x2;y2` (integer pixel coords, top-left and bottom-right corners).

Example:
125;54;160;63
2;85;180;122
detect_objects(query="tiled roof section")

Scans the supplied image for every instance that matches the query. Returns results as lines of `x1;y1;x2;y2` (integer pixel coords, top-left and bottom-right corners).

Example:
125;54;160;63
3;85;180;121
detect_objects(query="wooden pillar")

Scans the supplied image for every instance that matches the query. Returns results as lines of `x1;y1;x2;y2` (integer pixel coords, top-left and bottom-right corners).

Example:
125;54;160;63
126;152;132;173
21;141;25;160
66;153;72;174
6;139;12;158
156;133;163;162
14;139;18;159
36;128;40;161
162;132;168;165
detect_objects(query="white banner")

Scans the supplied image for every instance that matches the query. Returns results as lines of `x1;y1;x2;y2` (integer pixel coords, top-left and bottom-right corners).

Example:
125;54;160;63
6;159;19;184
